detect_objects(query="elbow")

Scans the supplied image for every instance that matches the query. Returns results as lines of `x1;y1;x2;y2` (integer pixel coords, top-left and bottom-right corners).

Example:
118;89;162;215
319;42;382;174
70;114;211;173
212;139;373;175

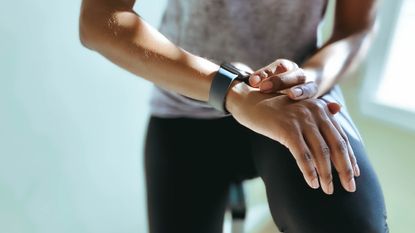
78;5;112;50
79;8;140;51
79;20;91;49
79;9;99;50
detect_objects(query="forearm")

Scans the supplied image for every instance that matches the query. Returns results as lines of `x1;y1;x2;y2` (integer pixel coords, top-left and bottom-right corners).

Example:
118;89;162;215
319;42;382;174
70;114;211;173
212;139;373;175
79;3;219;101
302;30;374;98
301;0;378;97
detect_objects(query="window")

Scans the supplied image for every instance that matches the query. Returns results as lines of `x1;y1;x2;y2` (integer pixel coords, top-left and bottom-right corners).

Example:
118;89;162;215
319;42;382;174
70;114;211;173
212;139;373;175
361;0;415;131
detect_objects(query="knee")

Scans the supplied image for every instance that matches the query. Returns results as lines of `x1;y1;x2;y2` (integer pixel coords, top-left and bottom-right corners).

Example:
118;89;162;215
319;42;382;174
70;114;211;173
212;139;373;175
339;218;389;233
287;214;389;233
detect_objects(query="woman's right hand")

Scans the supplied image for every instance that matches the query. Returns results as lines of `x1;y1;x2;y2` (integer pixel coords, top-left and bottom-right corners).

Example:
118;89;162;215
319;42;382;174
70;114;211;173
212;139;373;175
249;59;318;100
226;82;359;195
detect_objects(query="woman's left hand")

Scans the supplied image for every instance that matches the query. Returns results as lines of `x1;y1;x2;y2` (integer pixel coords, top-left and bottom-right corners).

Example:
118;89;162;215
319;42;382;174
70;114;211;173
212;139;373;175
249;59;318;100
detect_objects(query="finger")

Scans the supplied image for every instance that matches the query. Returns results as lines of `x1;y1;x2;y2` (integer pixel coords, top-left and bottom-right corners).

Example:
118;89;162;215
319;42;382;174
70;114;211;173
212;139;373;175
320;99;359;176
249;71;269;88
316;107;356;192
260;68;307;93
287;82;318;100
286;133;320;190
249;67;280;87
303;124;334;195
328;113;360;177
249;74;263;87
249;59;294;87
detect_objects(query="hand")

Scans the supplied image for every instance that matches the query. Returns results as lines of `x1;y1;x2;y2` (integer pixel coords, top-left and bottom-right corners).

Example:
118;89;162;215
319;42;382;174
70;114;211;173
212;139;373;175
249;59;318;100
226;82;360;195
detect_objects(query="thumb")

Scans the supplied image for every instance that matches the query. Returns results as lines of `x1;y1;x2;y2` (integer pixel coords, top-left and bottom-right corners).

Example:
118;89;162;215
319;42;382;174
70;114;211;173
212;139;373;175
327;102;342;114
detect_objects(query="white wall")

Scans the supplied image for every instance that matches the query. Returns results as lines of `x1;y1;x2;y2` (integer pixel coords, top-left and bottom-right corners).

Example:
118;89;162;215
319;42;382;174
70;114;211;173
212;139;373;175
0;1;166;232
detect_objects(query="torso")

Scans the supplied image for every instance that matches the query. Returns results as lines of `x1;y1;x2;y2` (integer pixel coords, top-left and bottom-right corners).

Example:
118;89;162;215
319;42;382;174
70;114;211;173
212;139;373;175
150;0;328;119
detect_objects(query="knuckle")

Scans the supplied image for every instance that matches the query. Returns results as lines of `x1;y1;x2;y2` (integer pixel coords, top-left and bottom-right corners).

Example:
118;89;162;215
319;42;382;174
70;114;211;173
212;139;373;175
341;167;354;178
291;69;306;83
299;74;306;83
304;168;317;178
337;139;348;154
297;151;313;163
277;59;296;70
275;59;286;68
296;68;306;77
320;146;331;159
304;152;313;161
320;173;333;183
275;58;285;64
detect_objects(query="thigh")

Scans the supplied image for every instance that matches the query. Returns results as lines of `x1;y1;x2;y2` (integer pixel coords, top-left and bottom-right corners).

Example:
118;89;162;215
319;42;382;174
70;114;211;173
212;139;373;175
250;88;389;233
144;116;250;233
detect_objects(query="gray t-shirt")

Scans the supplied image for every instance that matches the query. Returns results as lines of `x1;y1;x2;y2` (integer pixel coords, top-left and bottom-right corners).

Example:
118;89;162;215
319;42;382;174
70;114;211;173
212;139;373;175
149;0;328;118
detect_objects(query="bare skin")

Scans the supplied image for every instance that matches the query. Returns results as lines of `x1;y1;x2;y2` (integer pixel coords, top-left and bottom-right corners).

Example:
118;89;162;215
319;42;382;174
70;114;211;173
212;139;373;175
79;0;377;194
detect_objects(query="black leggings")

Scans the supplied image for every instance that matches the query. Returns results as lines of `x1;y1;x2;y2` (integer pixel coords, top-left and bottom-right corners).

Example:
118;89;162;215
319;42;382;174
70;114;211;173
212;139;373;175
144;90;389;233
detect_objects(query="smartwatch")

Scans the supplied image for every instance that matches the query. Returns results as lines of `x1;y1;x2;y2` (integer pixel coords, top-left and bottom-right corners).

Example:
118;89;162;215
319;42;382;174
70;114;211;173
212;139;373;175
208;63;251;114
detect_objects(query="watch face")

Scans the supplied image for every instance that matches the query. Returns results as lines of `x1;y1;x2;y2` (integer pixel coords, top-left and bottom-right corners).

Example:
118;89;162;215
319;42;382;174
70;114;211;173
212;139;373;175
222;63;251;82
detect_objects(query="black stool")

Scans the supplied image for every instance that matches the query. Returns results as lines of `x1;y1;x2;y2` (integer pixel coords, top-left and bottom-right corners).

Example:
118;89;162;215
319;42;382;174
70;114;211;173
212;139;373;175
227;181;246;233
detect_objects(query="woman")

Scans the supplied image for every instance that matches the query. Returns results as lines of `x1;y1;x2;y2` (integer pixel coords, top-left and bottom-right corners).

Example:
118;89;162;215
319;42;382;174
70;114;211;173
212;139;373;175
79;0;388;232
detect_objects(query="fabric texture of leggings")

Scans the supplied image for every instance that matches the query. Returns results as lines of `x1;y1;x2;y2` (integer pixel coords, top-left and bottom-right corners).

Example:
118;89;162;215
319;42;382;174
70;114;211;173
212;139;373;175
144;87;389;233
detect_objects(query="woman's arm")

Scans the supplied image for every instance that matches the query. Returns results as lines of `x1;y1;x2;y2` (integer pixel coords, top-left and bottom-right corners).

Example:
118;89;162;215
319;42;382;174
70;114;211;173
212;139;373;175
79;0;219;101
80;0;357;194
249;0;378;98
302;0;378;97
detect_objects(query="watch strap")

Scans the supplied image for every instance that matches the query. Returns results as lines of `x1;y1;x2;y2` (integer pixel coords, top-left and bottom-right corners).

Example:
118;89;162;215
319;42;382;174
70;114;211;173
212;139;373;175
208;63;249;113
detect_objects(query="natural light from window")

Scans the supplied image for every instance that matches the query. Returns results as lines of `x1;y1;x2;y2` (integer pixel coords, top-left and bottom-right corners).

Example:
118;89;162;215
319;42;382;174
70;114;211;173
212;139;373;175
375;0;415;113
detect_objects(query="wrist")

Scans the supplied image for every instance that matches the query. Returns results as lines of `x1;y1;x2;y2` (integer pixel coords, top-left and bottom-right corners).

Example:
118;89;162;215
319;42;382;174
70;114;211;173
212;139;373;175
225;80;252;115
302;68;319;83
208;63;251;113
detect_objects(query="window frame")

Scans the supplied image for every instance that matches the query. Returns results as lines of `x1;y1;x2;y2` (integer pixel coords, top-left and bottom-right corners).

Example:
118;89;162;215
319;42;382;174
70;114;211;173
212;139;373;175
360;0;415;132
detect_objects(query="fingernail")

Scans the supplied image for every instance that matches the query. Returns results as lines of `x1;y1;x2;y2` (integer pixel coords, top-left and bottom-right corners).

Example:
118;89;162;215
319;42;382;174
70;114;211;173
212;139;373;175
328;102;341;115
354;164;361;177
291;87;303;97
276;63;287;73
310;178;320;189
250;75;261;86
260;80;273;91
327;182;334;195
347;179;356;192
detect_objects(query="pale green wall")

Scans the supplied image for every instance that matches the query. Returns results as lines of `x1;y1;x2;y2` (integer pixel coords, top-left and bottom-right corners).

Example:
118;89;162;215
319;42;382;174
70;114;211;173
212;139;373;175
0;1;166;232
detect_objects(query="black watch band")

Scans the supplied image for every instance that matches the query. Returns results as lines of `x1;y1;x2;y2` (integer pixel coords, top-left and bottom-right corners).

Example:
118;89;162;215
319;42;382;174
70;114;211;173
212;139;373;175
208;63;251;114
